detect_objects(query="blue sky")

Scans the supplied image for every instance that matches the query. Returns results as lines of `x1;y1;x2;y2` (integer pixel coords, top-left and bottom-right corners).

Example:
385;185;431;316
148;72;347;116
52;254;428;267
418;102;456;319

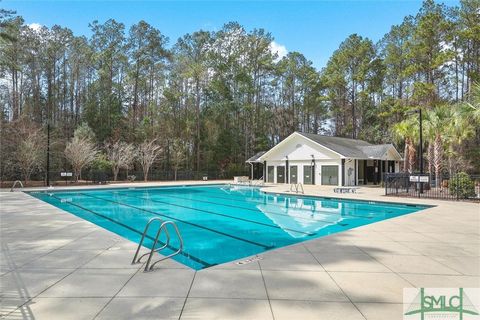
3;0;459;69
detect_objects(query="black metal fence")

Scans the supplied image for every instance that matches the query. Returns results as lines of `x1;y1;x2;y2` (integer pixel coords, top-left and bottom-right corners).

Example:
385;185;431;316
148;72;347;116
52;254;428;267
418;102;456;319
112;170;240;182
0;168;249;188
384;172;480;201
1;169;248;188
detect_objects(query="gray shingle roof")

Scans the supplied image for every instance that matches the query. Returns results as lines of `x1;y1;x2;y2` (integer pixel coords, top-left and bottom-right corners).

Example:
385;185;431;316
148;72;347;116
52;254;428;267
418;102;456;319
358;144;395;159
246;151;267;163
298;132;371;158
298;132;399;159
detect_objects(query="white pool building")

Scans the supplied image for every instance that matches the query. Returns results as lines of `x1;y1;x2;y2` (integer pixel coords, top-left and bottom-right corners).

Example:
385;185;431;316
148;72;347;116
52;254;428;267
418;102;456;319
248;132;403;186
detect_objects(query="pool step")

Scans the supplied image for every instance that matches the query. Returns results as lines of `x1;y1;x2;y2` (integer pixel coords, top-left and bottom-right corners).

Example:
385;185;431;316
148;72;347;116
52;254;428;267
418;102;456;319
131;218;184;272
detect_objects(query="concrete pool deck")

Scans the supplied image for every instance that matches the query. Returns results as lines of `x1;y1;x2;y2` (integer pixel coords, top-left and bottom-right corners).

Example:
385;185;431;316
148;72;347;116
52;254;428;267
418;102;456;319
1;181;479;319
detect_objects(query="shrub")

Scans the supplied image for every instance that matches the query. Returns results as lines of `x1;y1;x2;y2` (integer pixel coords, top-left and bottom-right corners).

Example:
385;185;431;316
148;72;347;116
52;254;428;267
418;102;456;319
91;153;112;171
225;163;248;178
449;172;476;199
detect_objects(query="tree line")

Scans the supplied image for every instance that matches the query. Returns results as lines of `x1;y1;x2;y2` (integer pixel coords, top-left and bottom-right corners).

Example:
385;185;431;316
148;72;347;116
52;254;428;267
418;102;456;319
0;0;479;185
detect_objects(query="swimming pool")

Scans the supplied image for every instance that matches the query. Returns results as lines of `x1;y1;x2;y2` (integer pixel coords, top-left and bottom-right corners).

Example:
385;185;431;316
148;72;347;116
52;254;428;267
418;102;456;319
29;184;429;270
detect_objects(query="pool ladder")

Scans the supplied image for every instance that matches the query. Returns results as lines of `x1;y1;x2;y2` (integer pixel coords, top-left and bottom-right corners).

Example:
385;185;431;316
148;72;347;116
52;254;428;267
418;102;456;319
132;218;184;272
289;183;304;194
10;180;24;192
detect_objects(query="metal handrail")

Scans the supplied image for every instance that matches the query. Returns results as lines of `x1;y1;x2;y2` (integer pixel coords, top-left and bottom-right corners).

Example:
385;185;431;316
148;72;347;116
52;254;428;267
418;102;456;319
10;180;24;192
289;183;295;192
131;217;162;264
132;218;184;272
297;183;304;194
250;178;264;186
289;183;304;194
146;221;183;271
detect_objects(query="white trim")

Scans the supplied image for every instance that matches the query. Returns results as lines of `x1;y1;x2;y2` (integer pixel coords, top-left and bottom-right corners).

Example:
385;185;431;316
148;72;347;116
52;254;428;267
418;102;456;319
258;132;404;162
387;145;404;161
257;134;296;161
258;132;344;161
375;145;403;161
296;133;345;158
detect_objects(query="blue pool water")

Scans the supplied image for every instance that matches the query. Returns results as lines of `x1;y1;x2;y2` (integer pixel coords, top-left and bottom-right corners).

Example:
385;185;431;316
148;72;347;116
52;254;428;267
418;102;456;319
29;185;429;269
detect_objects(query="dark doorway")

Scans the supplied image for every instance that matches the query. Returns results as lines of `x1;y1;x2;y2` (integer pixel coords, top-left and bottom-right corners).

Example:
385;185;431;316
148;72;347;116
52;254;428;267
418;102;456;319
290;166;298;184
277;166;285;183
267;166;274;183
304;165;313;185
366;165;375;184
388;161;395;173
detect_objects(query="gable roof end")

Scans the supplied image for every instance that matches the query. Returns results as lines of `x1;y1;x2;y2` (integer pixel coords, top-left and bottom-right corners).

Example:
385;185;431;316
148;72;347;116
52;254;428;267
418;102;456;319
297;132;371;158
246;151;267;163
359;145;392;159
258;132;403;161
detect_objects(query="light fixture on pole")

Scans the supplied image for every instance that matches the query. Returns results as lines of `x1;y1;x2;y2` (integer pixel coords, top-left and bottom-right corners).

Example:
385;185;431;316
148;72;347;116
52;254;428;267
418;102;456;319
407;108;424;193
46;103;51;187
406;108;424;175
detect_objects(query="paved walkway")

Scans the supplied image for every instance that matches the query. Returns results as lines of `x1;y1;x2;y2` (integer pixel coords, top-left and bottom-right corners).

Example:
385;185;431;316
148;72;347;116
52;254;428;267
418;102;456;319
1;182;479;319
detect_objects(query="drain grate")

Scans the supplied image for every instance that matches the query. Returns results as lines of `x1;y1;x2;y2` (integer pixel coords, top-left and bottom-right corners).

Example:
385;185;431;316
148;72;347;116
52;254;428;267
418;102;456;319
235;256;264;265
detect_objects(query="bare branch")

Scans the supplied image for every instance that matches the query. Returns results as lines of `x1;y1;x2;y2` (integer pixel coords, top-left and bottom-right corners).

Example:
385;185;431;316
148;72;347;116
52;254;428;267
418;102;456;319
105;141;136;181
15;129;45;185
137;139;162;182
65;136;98;181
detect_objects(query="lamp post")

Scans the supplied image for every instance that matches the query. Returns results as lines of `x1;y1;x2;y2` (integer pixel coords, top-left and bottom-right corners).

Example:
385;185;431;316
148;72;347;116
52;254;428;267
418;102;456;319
407;108;424;192
285;155;289;184
46;122;50;186
406;108;424;174
46;100;51;187
419;109;423;175
310;154;315;185
415;109;424;175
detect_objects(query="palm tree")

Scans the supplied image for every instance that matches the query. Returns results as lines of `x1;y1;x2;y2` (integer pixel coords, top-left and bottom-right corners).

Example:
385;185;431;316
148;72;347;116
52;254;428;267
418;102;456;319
392;116;418;173
445;106;475;174
425;105;450;187
426;140;434;182
425;103;476;184
463;82;480;123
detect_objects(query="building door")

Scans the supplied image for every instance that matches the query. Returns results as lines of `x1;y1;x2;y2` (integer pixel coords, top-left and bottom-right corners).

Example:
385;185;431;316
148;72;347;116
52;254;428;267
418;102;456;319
267;166;274;183
290;166;298;184
321;165;339;185
303;165;313;185
365;166;375;184
277;166;285;183
388;161;395;173
358;160;365;185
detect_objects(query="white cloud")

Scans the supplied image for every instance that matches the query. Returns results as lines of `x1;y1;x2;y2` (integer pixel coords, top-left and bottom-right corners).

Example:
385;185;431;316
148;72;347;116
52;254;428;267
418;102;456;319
269;41;287;61
27;23;42;32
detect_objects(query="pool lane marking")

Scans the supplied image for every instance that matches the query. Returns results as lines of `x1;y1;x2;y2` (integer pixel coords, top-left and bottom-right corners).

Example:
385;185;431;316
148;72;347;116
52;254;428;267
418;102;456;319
77;193;273;249
117;192;348;231
197;191;383;217
129;188;375;220
113;192;317;236
48;194;212;268
204;188;419;211
137;191;370;222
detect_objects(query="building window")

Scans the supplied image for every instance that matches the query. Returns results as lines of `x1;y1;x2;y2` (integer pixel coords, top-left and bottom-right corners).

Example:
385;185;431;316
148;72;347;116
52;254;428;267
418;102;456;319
276;166;285;183
304;165;313;185
321;165;339;185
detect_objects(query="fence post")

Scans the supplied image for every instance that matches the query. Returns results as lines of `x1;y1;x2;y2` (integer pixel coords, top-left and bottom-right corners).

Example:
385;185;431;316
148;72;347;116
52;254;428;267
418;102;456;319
456;173;459;201
384;173;388;196
406;174;409;194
